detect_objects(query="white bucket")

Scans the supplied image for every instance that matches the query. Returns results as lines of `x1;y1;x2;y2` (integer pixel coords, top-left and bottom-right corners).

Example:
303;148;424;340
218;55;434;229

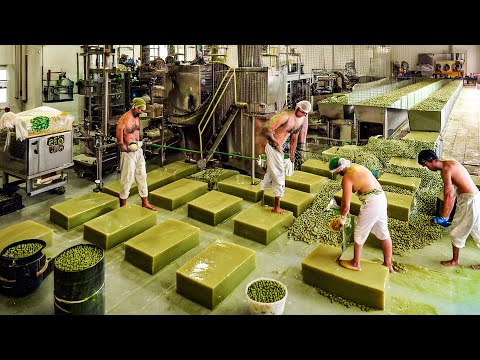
245;277;288;315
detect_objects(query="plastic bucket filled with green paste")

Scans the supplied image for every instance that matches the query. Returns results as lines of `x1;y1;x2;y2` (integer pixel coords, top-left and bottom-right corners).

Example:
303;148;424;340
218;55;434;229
245;277;288;315
53;244;105;315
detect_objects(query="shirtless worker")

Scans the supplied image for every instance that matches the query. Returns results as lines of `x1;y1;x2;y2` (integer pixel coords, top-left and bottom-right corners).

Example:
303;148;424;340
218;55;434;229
116;97;156;211
261;100;311;214
329;157;395;273
418;150;480;269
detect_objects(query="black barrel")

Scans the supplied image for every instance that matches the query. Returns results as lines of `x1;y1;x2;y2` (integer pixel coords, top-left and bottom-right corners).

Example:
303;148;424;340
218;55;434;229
0;239;49;297
53;244;105;315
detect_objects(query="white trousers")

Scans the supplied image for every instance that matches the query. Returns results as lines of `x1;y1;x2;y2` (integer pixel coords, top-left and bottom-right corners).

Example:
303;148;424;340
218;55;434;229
449;192;480;248
260;143;285;197
119;149;148;199
354;191;390;244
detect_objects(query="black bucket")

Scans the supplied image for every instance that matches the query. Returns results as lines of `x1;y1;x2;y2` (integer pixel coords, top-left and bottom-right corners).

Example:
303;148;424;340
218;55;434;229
0;239;51;297
53;244;105;315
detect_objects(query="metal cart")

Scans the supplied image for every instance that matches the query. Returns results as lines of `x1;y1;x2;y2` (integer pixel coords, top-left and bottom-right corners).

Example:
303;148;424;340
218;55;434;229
0;130;73;196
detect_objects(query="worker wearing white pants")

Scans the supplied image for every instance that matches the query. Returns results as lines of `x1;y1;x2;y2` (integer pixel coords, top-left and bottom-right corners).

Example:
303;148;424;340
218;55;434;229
260;143;285;198
449;192;480;250
119;147;148;200
354;190;391;245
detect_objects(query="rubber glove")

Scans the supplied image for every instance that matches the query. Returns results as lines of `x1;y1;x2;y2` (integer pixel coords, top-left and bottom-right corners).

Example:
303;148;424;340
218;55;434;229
432;216;449;227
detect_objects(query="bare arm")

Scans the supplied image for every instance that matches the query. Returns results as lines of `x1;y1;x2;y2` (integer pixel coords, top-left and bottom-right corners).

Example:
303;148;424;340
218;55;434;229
340;175;352;222
116;118;129;152
441;167;455;218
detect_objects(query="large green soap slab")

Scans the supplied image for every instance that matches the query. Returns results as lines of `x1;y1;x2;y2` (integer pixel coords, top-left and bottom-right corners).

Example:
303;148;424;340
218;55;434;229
322;146;340;157
378;172;422;192
50;192;119;230
387;157;423;169
164;160;199;180
472;175;480;191
187;190;243;226
83;204;156;250
102;180;138;198
263;187;315;217
149;178;208;211
333;190;413;221
125;219;200;274
176;239;256;310
301;158;337;180
301;243;389;310
217;174;263;202
146;168;176;192
285;171;329;193
233;203;294;245
403;131;440;143
0;220;54;252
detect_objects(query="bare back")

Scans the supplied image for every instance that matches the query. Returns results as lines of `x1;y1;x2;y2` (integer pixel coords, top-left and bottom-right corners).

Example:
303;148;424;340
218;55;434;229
442;159;478;195
343;163;380;195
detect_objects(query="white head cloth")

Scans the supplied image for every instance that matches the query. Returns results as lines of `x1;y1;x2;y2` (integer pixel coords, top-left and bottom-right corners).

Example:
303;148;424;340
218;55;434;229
331;157;351;173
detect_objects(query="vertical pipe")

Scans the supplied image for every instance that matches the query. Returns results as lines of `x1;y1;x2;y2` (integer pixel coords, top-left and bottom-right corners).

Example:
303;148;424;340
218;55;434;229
251;112;255;185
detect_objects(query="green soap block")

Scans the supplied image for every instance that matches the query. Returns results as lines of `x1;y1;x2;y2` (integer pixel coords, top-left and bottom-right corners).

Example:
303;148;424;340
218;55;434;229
333;190;413;221
149;178;208;211
378;172;422;192
50;192;119;230
472;175;480;191
301;243;389;310
233;203;294;245
102;180;138;198
0;220;54;252
285;171;329;193
176;239;256;310
387;157;423;169
83;204;156;250
301;158;337;180
189;169;240;189
403;131;440;143
217;174;264;202
146;168;176;192
164;161;199;180
263;187;315;217
322;146;340;157
187;190;243;226
125;219;200;274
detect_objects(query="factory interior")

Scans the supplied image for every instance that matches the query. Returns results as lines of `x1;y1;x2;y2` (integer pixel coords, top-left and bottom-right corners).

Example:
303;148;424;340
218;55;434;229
0;44;480;317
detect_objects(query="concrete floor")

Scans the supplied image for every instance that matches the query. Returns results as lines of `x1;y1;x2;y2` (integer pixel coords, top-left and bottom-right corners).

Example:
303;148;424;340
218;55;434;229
1;86;480;315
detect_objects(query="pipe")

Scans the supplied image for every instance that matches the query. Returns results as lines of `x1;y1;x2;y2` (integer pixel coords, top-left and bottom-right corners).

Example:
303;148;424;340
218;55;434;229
22;53;28;104
250;111;255;185
148;143;258;161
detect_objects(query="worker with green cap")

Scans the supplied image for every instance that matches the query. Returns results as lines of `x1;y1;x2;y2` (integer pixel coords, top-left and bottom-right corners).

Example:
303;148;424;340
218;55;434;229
329;156;394;273
260;100;311;214
116;97;156;211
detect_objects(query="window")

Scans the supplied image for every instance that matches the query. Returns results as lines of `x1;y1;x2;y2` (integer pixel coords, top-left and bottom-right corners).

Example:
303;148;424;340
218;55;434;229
0;67;7;104
148;45;168;61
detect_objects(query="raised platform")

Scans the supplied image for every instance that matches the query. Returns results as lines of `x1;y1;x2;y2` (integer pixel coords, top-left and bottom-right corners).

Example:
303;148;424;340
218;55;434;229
0;220;54;252
301;243;389;310
285;171;329;193
83;204;157;250
378;172;422;192
263;187;315;217
50;192;119;230
149;178;208;211
125;219;200;274
217;174;263;203
233;203;294;245
176;239;256;310
187;190;243;226
301;158;337;180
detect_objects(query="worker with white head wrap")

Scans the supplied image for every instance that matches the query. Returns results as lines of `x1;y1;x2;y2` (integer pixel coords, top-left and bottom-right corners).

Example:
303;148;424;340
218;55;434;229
329;156;394;273
116;97;156;211
260;100;311;214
